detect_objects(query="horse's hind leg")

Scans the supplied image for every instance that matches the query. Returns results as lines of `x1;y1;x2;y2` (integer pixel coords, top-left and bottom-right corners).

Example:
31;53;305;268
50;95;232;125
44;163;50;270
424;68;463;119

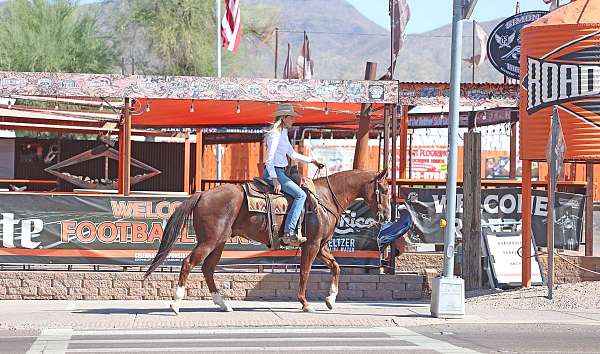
171;242;215;315
201;242;232;312
317;245;340;310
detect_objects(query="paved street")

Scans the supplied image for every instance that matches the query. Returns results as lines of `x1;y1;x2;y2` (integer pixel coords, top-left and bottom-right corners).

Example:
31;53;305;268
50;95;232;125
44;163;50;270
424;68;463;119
0;299;599;353
17;327;477;354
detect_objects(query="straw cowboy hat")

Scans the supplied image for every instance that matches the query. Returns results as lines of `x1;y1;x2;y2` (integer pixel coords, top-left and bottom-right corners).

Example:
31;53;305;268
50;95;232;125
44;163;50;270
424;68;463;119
272;103;301;117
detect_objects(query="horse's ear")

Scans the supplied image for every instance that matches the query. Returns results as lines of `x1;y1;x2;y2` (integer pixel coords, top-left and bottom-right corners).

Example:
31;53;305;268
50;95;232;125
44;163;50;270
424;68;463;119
376;170;387;181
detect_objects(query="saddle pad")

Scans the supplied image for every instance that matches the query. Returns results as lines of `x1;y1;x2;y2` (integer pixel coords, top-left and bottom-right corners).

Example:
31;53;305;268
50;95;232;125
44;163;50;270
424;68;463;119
242;183;288;215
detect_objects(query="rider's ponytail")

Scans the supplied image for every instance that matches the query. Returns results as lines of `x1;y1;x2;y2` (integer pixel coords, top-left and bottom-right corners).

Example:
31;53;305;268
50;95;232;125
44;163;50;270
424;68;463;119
264;116;284;142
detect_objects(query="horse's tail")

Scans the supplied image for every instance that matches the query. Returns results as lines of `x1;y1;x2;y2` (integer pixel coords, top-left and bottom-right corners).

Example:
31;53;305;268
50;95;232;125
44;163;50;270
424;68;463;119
144;192;203;278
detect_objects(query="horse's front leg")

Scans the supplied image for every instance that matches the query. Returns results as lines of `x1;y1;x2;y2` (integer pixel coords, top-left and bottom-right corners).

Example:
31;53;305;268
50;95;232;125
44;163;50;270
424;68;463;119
317;245;340;310
297;241;320;312
202;242;232;312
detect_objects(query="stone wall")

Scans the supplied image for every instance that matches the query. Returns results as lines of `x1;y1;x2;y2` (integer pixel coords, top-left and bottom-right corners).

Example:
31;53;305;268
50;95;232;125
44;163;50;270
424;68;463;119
0;271;424;301
538;255;600;284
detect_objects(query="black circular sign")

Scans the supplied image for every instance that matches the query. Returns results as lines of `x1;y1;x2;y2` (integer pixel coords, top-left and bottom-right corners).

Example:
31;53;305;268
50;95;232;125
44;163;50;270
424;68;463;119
487;11;548;80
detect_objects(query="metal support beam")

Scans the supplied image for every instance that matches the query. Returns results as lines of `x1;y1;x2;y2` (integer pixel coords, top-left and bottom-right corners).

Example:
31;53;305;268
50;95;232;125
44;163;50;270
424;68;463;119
399;105;409;179
586;162;594;256
194;129;203;192
388;104;399;275
183;131;191;193
522;159;532;287
509;110;518;179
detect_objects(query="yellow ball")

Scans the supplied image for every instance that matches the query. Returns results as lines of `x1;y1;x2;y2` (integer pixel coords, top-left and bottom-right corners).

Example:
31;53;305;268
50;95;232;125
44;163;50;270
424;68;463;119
439;218;447;228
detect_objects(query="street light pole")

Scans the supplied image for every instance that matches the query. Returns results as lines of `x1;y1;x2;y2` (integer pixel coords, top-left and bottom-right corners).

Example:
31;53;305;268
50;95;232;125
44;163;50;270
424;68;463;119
430;0;467;319
443;0;463;279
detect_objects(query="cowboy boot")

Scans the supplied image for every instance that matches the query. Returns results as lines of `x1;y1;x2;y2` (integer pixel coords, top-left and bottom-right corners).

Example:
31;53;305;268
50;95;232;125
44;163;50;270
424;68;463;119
282;230;306;246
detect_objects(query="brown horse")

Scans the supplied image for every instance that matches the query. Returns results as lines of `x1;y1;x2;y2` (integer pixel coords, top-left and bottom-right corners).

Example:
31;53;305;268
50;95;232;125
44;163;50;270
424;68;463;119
145;169;391;313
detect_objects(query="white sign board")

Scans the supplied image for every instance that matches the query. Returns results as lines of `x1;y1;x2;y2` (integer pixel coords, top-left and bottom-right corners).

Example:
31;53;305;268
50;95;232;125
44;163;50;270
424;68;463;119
484;231;543;286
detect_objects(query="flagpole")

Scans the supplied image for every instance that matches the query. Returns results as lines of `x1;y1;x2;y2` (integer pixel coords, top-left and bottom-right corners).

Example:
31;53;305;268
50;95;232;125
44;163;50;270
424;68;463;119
215;0;222;180
216;0;222;78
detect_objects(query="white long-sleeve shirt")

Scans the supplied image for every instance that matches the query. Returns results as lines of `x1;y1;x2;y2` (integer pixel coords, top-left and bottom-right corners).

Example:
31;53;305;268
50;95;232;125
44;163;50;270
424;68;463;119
265;128;312;178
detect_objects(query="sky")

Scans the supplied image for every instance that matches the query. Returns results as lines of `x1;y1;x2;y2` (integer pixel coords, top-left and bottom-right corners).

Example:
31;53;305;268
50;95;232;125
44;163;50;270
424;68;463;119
345;0;553;33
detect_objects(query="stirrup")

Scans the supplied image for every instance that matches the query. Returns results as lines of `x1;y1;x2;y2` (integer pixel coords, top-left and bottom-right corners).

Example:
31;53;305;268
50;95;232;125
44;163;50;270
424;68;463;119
282;231;306;246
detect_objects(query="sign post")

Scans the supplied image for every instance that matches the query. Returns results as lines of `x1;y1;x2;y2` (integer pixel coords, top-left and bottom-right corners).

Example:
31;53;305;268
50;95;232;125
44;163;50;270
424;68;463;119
546;106;565;299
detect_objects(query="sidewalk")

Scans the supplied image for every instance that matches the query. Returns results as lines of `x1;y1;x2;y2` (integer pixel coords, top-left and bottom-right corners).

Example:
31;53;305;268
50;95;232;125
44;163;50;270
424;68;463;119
1;299;599;330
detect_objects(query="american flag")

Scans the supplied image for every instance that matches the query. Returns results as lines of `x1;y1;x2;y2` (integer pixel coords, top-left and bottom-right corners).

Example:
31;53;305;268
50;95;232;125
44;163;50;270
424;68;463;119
221;0;242;53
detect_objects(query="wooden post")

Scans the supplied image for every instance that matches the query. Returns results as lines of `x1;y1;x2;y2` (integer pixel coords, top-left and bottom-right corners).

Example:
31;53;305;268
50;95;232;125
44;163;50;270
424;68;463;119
183;131;191;193
522;159;532;287
463;132;482;290
399;105;409;179
118;98;131;195
586;162;594;256
353;62;377;170
509;111;518;179
194;129;203;192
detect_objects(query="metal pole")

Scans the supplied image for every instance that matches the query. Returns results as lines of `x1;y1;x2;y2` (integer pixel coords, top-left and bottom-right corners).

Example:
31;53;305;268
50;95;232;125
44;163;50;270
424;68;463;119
274;28;279;78
216;0;222;78
216;0;223;180
472;20;475;83
548;107;559;299
443;0;464;278
389;0;393;79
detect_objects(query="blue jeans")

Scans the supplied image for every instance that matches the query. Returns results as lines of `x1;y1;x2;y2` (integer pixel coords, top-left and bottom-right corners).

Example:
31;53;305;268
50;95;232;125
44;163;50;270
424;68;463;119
263;167;306;233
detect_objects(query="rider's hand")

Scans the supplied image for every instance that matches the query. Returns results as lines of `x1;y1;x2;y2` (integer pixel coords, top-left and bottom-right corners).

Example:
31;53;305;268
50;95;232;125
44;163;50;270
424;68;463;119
312;160;325;169
273;178;282;193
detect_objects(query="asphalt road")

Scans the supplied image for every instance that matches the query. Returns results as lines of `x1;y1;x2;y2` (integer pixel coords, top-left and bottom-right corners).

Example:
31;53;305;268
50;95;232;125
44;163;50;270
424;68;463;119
411;323;600;353
5;324;600;354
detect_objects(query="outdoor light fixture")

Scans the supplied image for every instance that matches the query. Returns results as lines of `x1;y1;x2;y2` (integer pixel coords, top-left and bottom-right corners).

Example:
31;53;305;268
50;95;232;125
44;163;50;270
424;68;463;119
190;100;195;113
145;101;151;112
236;101;240;114
324;103;329;115
54;97;59;111
100;101;105;111
7;97;12;109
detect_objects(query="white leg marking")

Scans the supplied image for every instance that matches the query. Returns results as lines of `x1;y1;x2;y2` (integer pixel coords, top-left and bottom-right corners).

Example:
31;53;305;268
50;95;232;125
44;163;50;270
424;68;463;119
211;292;233;312
325;284;338;310
170;286;185;315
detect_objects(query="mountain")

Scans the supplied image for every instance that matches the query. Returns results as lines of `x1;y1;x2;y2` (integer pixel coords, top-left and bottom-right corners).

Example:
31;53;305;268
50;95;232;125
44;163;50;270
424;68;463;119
2;0;508;83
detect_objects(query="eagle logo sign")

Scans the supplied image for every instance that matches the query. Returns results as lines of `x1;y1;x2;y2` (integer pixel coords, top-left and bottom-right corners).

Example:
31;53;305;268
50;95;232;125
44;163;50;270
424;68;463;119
495;32;516;49
487;11;547;79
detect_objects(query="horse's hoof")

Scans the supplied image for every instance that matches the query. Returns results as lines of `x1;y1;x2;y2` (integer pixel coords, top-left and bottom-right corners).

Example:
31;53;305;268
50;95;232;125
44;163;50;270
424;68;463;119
219;305;234;312
302;306;316;313
170;304;180;315
325;298;334;310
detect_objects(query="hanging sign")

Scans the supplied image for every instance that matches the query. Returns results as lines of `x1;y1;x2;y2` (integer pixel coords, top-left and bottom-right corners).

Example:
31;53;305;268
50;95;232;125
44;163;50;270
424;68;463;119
487;11;547;79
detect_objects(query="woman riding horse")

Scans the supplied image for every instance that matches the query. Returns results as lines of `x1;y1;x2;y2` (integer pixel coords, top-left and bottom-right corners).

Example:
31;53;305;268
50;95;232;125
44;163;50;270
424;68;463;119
144;105;392;314
262;103;324;246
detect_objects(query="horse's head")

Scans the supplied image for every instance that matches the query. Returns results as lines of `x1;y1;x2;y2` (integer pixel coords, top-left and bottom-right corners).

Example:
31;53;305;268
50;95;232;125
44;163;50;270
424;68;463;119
362;170;391;223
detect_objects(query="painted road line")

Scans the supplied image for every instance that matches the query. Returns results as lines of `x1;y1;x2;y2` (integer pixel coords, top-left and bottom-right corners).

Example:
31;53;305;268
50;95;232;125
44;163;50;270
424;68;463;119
27;328;73;354
66;345;426;352
68;337;400;344
379;327;481;354
72;327;382;336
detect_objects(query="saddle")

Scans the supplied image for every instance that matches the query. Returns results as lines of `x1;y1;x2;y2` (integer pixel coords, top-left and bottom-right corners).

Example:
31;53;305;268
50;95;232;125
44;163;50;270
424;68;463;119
242;173;319;249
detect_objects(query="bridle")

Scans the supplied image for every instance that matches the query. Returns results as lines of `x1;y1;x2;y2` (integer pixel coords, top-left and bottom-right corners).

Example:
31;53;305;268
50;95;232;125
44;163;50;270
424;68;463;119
313;166;343;216
314;168;389;224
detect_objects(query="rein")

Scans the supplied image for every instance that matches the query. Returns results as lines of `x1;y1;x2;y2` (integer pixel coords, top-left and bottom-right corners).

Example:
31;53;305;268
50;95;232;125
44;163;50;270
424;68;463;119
313;166;343;216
